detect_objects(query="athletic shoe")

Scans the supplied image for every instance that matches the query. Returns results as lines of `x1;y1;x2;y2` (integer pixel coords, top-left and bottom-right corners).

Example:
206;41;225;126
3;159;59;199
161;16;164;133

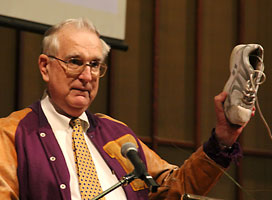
223;44;266;125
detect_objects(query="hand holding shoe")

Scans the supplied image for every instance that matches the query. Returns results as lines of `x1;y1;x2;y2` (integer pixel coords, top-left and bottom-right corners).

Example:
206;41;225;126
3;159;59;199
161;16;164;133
214;91;249;147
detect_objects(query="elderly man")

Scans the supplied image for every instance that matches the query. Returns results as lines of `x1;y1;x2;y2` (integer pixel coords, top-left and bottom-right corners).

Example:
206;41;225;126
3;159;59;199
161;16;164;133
0;18;246;200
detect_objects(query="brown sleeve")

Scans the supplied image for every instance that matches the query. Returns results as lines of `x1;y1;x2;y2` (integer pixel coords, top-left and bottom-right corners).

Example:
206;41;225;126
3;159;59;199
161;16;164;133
0;108;31;200
139;141;225;200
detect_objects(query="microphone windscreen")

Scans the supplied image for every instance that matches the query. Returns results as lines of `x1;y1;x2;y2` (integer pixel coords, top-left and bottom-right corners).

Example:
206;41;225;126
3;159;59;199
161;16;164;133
121;142;138;158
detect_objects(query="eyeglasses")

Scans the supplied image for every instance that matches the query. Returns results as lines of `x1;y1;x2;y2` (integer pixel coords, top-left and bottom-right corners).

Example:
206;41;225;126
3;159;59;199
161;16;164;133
47;55;107;77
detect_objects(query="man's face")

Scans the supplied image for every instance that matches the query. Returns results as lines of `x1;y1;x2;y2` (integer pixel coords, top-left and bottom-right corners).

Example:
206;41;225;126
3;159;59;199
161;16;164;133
39;25;104;117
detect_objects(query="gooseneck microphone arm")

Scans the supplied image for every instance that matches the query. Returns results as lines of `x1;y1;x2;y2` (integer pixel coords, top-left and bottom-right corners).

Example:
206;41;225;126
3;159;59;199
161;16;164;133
121;142;160;193
91;173;136;200
92;142;159;200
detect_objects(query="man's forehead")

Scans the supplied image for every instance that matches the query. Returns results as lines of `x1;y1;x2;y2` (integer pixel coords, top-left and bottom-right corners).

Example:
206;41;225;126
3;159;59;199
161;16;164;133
55;27;103;59
56;27;100;48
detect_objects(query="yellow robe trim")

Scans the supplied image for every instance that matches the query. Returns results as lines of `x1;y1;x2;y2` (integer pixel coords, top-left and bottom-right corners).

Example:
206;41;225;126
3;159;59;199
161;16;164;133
95;113;128;127
0;108;32;200
103;134;147;191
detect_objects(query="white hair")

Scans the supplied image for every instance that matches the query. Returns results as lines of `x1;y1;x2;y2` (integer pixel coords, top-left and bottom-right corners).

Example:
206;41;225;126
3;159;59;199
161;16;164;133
42;18;111;60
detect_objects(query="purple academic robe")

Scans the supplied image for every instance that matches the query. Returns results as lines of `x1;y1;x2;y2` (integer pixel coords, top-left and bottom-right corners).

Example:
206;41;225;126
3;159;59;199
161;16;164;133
15;101;149;199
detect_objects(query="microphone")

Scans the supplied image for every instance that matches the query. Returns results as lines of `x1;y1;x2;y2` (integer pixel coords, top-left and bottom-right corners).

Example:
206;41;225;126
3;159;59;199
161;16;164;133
121;142;159;193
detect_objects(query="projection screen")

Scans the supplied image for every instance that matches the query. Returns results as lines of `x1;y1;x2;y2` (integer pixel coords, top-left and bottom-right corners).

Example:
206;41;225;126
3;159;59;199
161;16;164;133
0;0;127;41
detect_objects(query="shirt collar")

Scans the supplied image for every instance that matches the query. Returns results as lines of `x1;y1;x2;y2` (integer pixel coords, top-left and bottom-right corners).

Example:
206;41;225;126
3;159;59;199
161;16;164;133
41;95;90;132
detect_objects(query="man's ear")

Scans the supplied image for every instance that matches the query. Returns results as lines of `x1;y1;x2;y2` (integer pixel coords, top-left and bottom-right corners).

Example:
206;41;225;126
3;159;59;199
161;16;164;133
38;54;50;82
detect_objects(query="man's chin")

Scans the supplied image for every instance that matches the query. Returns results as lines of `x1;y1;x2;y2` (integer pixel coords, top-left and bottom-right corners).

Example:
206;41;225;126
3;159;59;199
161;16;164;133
65;104;90;118
70;98;91;110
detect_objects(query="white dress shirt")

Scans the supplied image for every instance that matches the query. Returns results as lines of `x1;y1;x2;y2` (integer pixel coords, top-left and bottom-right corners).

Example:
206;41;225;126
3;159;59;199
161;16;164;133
41;95;127;200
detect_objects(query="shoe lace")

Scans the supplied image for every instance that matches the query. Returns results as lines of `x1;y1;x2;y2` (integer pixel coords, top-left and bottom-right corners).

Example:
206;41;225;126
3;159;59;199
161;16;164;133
256;94;272;141
242;69;266;105
242;53;265;106
243;66;272;141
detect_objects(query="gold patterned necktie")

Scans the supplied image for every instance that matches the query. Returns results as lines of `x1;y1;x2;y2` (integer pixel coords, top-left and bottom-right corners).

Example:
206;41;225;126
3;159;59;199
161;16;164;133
70;118;105;200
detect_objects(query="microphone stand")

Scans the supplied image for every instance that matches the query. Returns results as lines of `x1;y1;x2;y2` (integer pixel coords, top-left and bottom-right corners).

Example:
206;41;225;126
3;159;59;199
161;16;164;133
91;173;136;200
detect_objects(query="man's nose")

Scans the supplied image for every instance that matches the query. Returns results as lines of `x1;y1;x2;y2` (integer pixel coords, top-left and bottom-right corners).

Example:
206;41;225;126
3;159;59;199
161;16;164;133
78;66;93;82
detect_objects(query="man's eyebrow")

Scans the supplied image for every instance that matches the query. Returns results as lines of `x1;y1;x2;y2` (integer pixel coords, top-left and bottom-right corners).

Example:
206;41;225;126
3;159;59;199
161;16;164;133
92;57;103;62
64;54;103;62
65;54;81;59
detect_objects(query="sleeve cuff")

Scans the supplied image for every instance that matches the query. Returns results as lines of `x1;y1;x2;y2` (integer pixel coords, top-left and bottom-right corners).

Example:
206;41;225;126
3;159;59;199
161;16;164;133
203;128;243;168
